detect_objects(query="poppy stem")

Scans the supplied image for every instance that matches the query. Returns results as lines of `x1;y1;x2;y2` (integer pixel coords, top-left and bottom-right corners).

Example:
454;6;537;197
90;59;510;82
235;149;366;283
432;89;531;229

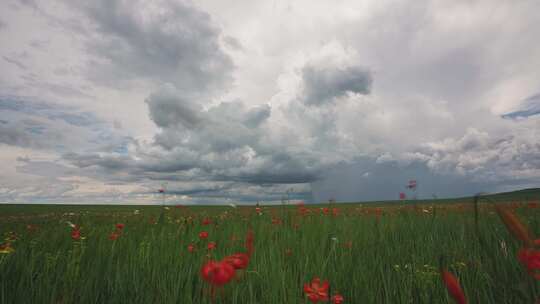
209;286;216;303
321;238;337;276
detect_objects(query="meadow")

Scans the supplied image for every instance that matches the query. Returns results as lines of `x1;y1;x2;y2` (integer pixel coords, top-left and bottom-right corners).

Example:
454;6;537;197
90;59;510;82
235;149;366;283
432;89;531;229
1;189;539;303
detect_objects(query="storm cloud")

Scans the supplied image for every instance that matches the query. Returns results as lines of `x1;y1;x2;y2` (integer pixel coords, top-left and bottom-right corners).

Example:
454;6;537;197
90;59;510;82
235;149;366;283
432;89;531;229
139;83;324;185
1;0;540;204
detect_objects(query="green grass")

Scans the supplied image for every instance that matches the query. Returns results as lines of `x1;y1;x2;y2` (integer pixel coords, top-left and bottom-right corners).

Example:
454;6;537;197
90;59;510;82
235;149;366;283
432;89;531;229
1;192;539;303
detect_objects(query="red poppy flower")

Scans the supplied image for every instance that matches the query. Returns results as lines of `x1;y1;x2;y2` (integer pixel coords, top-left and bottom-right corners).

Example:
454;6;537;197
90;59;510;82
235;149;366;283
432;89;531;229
109;232;121;241
223;253;250;270
207;241;217;251
298;206;309;216
518;247;540;280
71;229;81;241
304;277;329;303
202;218;212;225
440;270;467;304
199;231;209;240
200;260;236;286
323;207;330;215
115;223;125;230
255;207;262;214
332;294;344;304
188;244;196;252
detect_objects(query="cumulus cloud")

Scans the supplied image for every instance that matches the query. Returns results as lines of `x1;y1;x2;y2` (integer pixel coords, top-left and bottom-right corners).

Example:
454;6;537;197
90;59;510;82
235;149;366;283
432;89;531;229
136;83;324;185
146;84;203;129
408;126;540;181
57;78;329;200
243;104;271;128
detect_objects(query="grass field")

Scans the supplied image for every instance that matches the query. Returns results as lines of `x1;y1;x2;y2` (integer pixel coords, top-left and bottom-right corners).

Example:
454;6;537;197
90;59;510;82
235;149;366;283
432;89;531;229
1;189;539;303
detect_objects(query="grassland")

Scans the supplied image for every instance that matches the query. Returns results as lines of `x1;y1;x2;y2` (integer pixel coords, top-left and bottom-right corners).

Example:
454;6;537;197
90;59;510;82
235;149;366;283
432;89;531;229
1;189;539;303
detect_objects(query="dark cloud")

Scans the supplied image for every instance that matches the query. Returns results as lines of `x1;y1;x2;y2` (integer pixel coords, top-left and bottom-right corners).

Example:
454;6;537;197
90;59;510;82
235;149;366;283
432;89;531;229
225;171;319;184
163;184;234;196
145;84;203;129
154;182;312;204
243;104;271;128
185;190;312;204
146;84;269;151
70;0;234;92
3;0;540;204
312;157;492;202
138;84;325;185
0;122;37;148
55;148;315;204
62;152;132;170
311;123;540;202
62;82;322;187
502;93;540;119
301;64;372;106
2;0;323;203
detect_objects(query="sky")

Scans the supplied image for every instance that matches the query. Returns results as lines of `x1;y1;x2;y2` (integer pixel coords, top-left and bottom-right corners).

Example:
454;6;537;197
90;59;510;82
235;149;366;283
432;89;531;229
0;0;539;205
